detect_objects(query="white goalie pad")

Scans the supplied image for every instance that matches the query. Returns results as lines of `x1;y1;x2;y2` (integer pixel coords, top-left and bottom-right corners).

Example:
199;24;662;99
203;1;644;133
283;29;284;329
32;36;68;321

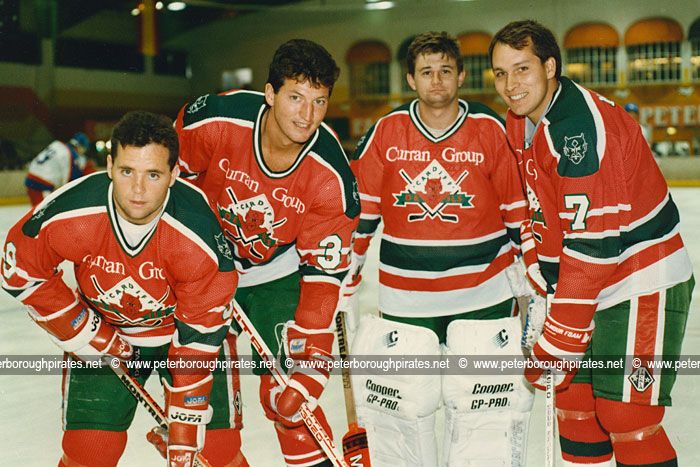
442;317;534;467
351;315;442;467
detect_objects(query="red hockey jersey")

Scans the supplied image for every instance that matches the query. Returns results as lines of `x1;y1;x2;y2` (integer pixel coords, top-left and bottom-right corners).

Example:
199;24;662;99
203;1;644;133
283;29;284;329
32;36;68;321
351;99;528;316
176;90;359;326
506;77;693;329
2;172;237;363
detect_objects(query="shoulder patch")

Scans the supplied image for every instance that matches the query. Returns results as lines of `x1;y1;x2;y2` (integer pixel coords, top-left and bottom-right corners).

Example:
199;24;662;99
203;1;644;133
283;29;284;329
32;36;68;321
182;91;265;128
545;78;601;177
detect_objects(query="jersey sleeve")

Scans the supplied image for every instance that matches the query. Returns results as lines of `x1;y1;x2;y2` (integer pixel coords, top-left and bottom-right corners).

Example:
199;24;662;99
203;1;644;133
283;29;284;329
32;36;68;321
542;120;623;329
295;174;359;329
1;210;85;340
175;95;222;187
349;122;385;268
166;214;238;386
486;121;528;252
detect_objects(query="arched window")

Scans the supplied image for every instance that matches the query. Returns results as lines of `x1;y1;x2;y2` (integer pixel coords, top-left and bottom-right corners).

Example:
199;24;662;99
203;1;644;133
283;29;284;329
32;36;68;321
690;18;700;82
458;31;493;91
625;17;683;84
346;40;391;99
564;23;619;86
397;35;417;94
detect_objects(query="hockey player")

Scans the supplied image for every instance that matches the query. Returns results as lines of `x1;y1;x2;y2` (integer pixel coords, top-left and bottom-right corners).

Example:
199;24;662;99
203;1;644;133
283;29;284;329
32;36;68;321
175;39;359;467
25;131;95;206
490;20;694;466
1;111;246;467
347;31;533;466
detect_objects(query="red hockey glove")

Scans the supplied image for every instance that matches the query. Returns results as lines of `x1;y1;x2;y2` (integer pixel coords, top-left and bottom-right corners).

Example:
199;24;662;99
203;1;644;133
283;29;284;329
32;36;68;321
146;426;168;459
275;322;335;427
163;375;214;467
525;315;593;392
49;306;132;361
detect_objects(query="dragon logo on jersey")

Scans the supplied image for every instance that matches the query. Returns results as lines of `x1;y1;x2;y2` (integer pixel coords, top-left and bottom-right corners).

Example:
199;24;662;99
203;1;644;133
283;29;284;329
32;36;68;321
186;95;208;114
563;133;587;165
88;276;174;326
526;182;546;243
394;160;473;223
218;187;287;260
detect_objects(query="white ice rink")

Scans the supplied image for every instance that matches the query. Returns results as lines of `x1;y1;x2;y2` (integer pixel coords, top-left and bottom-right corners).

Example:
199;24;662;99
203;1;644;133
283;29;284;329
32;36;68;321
1;188;698;466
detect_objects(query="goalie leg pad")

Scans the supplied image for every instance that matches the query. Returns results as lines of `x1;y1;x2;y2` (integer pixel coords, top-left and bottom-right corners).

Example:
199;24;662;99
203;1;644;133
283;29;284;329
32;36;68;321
442;317;534;466
61;429;127;467
351;315;441;466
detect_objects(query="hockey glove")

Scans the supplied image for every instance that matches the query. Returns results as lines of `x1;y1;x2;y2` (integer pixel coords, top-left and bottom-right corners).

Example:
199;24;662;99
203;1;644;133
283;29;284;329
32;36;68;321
47;305;133;361
163;375;214;467
274;322;335;427
505;257;533;298
524;315;593;392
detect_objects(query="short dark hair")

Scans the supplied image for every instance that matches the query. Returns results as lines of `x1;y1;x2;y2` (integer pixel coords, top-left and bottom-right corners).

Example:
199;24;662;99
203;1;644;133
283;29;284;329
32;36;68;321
267;39;340;94
407;31;463;75
110;111;179;169
489;20;562;79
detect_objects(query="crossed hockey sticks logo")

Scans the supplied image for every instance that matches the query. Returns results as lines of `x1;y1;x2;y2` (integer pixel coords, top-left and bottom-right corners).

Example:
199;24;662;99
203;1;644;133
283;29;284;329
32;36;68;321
396;169;471;222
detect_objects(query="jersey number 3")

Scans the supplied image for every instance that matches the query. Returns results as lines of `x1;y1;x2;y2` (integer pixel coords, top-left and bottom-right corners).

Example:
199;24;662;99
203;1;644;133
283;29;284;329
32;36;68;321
318;234;342;270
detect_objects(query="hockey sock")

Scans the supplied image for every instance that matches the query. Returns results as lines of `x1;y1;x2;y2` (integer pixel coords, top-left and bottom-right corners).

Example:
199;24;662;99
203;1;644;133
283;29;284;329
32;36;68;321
273;405;333;467
200;428;249;467
60;429;127;467
556;383;613;464
596;398;677;466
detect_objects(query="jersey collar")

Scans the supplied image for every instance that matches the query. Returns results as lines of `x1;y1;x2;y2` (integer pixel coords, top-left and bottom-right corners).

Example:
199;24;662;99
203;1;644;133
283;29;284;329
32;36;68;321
408;99;469;143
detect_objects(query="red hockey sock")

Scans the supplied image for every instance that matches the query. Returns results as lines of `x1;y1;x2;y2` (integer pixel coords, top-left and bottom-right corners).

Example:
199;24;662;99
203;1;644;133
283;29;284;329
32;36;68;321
201;428;249;467
60;430;127;467
274;406;333;467
596;398;677;465
556;383;613;464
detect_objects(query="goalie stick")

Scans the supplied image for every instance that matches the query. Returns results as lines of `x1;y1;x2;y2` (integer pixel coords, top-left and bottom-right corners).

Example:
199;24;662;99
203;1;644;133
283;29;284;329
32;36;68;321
230;300;349;467
106;358;213;467
335;311;372;466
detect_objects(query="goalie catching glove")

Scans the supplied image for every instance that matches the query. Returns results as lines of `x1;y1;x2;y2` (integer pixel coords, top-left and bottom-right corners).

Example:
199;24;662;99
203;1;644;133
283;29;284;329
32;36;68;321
263;322;335;427
159;375;214;466
525;314;593;391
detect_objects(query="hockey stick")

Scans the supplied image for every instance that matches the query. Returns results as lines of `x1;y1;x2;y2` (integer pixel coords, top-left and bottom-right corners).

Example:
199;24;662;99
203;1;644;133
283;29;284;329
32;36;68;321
544;369;555;467
335;311;372;467
107;358;213;467
231;300;349;467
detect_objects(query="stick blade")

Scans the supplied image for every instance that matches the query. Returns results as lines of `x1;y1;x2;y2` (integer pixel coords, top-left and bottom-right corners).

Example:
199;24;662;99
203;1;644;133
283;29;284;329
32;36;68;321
342;423;372;467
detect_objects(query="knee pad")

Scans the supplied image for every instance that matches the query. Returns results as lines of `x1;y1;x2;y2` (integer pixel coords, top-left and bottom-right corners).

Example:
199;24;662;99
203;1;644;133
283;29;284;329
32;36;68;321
442;317;534;467
596;399;676;465
556;384;612;464
596;398;664;441
351;315;441;467
62;430;127;467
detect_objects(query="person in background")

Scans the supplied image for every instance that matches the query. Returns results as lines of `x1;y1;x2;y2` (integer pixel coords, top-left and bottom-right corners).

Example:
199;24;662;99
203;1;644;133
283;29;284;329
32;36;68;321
25;131;95;206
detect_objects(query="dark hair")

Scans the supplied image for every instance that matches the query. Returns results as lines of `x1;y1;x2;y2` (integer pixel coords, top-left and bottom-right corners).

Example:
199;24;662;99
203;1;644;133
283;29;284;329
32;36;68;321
110;111;179;169
407;31;463;75
266;39;340;95
489;20;562;79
